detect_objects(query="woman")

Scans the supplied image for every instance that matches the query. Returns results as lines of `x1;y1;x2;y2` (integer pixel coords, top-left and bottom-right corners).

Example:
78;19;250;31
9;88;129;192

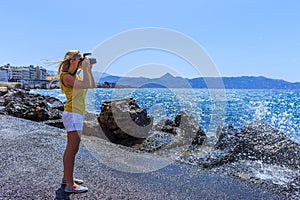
58;50;95;193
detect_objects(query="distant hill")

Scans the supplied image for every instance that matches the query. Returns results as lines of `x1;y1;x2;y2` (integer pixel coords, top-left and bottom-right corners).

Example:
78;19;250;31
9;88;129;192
92;71;111;83
223;76;300;89
46;70;110;82
188;76;300;89
98;73;300;89
99;73;190;88
46;70;57;75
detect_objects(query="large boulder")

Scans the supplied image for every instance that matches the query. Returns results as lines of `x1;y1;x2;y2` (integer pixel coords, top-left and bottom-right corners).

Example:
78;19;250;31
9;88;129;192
238;122;300;169
201;122;300;169
97;98;153;146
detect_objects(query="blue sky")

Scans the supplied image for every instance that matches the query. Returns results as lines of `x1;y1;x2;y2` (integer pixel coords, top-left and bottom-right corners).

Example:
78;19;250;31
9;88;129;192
1;0;299;82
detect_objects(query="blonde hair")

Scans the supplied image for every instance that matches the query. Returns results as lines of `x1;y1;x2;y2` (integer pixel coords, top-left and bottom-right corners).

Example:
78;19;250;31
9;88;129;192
57;50;81;74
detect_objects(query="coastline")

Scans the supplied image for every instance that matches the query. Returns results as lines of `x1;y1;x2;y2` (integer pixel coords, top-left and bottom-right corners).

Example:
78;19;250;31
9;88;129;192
0;115;283;199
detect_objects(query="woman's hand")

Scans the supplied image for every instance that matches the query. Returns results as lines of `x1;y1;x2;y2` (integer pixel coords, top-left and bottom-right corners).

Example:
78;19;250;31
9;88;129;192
80;58;91;71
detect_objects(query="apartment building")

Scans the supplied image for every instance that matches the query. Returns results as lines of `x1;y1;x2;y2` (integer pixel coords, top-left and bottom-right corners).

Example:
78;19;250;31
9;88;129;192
0;64;47;81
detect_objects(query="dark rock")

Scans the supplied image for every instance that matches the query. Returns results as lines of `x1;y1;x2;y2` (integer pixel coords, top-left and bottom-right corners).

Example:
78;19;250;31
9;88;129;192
194;125;241;168
285;176;300;194
215;125;239;152
201;149;237;168
153;119;177;135
238;122;300;169
190;127;207;147
150;111;207;151
201;122;300;169
174;113;182;127
43;119;64;129
45;96;64;111
133;131;174;152
97;98;153;146
161;119;177;134
0;89;63;123
155;111;207;138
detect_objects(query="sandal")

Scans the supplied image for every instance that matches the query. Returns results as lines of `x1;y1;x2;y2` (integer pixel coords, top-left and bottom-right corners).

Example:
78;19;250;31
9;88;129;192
61;178;84;186
64;185;88;193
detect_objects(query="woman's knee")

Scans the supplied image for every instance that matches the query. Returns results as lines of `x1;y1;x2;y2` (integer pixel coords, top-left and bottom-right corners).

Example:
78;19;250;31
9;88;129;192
66;130;81;154
66;144;79;155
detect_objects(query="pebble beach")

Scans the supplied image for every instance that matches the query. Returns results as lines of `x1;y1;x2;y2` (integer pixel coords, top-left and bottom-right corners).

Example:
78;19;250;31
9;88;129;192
0;115;283;199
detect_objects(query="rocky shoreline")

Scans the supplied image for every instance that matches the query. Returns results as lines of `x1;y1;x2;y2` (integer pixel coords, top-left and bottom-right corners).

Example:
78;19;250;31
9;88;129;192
1;88;299;199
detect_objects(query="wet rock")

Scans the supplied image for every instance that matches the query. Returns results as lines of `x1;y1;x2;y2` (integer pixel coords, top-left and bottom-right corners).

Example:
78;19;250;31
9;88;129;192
134;112;207;153
215;126;239;150
97;98;153;146
238;122;300;169
133;131;174;152
201;149;237;168
204;125;241;166
200;122;300;169
285;176;300;194
149;111;207;151
190;127;207;148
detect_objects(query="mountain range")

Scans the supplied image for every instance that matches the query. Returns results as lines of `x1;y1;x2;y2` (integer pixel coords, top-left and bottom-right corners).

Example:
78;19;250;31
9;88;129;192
97;73;300;89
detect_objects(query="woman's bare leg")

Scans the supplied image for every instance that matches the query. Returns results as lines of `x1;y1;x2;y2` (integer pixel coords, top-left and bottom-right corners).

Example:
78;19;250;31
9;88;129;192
63;130;82;188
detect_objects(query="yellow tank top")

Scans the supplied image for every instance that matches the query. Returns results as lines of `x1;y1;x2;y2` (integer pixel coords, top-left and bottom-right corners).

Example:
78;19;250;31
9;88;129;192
59;72;87;114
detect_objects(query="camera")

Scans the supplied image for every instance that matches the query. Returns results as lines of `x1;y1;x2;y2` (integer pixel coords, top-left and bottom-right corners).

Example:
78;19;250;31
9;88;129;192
81;53;97;65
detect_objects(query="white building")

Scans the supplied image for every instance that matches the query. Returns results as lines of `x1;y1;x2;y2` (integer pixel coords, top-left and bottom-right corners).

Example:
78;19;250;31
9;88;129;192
36;66;47;80
0;68;8;82
7;68;12;80
22;68;31;80
0;64;47;81
11;68;23;80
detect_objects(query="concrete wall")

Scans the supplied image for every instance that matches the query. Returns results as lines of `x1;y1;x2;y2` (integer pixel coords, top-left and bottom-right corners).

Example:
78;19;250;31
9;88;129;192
0;82;22;89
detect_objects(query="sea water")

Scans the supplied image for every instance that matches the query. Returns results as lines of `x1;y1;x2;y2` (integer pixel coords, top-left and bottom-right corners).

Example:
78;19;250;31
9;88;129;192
31;88;300;144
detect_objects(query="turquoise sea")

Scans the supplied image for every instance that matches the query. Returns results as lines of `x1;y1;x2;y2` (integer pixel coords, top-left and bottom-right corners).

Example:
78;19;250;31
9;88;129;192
31;88;300;144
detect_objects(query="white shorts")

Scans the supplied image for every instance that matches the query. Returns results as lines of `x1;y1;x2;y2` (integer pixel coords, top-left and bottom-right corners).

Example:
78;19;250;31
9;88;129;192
62;111;84;132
